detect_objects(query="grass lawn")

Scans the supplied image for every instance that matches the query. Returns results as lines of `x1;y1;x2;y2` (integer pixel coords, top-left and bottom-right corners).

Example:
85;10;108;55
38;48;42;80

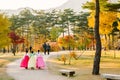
47;50;120;80
0;52;23;80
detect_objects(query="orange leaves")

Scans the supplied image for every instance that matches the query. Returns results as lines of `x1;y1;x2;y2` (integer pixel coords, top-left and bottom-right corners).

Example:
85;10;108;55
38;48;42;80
61;54;66;61
60;54;66;64
58;37;64;44
49;42;60;51
57;37;64;47
57;35;75;49
59;52;77;65
64;35;73;42
70;51;77;59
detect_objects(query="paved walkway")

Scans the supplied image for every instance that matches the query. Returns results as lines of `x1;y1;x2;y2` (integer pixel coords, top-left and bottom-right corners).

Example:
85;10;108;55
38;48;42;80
6;51;71;80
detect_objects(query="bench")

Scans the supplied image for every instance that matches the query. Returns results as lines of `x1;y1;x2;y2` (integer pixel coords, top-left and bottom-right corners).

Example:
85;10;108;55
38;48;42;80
101;74;120;80
59;69;75;77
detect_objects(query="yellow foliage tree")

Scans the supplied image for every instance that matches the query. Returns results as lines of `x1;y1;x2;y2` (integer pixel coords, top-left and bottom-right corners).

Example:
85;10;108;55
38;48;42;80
117;21;120;30
0;14;11;48
88;11;117;50
117;12;120;30
57;35;75;50
88;11;117;35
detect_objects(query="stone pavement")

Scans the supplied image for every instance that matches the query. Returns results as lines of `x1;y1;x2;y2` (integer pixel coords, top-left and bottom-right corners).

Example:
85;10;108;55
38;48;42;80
6;51;73;80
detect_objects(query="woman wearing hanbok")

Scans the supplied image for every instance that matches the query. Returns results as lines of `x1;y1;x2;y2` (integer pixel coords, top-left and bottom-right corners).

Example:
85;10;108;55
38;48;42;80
20;50;29;69
36;50;45;69
28;51;36;69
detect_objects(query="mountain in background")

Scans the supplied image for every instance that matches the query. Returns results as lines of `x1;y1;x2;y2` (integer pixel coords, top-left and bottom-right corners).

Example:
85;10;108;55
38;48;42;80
0;0;118;16
48;0;89;12
0;0;88;16
0;7;35;16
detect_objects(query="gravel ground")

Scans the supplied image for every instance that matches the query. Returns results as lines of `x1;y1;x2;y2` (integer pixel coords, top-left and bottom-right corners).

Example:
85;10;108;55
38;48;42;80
6;51;103;80
6;51;75;80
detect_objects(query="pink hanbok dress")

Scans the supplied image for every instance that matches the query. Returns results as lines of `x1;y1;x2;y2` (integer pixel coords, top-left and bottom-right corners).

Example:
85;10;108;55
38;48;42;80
36;53;45;69
20;54;29;69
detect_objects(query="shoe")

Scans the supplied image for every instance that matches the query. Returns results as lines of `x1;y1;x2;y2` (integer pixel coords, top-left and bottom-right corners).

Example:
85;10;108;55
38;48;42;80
25;67;28;69
31;67;34;70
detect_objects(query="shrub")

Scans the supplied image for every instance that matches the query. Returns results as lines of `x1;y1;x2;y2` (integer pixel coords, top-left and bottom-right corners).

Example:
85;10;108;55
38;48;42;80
60;54;66;64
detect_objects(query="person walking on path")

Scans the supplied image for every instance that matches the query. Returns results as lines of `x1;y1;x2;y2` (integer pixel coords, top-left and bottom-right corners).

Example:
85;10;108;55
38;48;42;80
7;51;70;80
42;42;47;55
36;50;45;69
29;46;32;52
20;50;30;69
46;43;51;55
28;51;36;69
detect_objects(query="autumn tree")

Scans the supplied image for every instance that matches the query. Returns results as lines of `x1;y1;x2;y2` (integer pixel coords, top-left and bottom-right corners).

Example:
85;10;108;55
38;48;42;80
0;13;11;51
57;35;75;50
88;11;118;49
8;32;24;56
83;0;101;75
92;0;101;75
50;27;61;42
105;0;120;48
83;0;120;75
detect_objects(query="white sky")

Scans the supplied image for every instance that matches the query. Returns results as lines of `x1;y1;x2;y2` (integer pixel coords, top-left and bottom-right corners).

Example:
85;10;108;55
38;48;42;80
0;0;118;10
0;0;68;10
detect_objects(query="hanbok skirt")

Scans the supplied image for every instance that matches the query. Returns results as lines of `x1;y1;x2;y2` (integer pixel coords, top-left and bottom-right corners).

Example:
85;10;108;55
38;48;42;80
36;56;45;69
28;55;36;69
20;55;29;68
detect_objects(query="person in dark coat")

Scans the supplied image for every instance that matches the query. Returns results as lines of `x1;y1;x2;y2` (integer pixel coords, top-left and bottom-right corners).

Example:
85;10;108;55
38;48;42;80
42;42;47;55
29;46;32;52
46;43;51;55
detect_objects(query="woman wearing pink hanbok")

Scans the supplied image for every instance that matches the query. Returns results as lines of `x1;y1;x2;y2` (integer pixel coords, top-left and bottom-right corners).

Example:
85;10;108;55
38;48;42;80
36;50;45;69
20;50;29;69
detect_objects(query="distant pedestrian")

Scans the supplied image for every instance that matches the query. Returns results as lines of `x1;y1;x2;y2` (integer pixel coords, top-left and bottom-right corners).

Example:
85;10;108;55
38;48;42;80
29;46;32;52
46;43;51;55
42;42;47;55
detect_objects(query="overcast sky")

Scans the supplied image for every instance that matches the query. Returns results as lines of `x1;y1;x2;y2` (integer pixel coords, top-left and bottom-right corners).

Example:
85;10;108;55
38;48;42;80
0;0;68;10
0;0;118;10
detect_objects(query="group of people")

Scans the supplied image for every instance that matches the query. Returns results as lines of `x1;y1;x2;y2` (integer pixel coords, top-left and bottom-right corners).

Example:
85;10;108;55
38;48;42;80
20;50;45;70
42;42;51;55
20;42;51;70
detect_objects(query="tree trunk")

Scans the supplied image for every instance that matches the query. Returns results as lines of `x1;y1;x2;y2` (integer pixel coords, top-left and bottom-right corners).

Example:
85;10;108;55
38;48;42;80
92;0;102;75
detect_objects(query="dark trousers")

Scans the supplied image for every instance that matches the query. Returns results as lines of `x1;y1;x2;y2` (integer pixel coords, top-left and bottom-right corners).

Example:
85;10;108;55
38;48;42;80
47;49;50;55
44;49;46;55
